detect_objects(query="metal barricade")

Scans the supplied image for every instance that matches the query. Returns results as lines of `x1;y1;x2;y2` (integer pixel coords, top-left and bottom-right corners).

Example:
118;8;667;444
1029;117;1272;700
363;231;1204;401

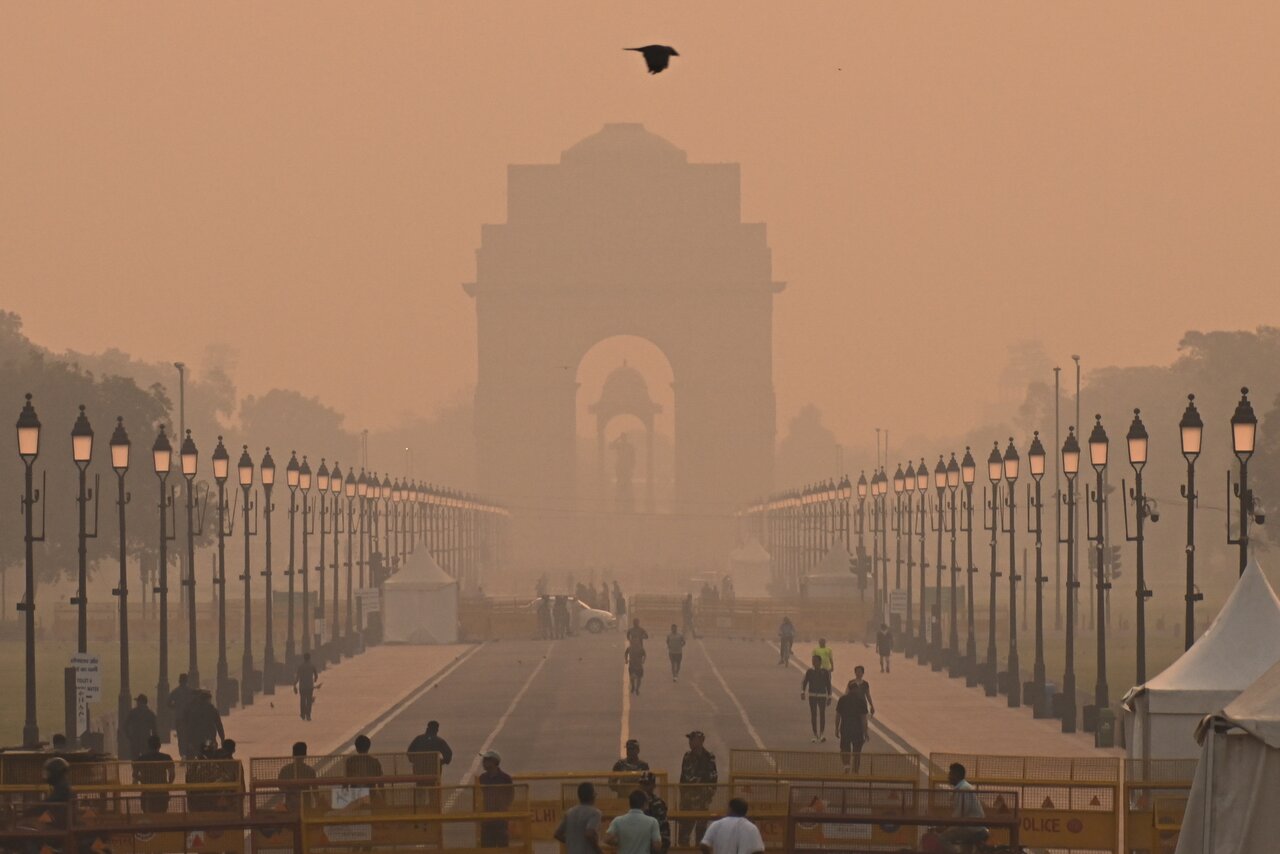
299;783;530;853
250;751;442;790
1124;758;1195;854
785;782;1021;853
0;758;245;815
931;752;1121;853
731;748;925;786
516;771;665;840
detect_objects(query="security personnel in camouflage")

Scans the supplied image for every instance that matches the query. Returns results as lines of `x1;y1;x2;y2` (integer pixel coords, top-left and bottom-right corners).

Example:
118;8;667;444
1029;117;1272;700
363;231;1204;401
678;730;718;846
638;771;670;853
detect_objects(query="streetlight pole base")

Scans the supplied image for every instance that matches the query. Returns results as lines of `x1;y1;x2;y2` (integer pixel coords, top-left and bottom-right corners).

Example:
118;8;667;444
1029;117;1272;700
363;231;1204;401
1006;655;1021;708
240;653;255;707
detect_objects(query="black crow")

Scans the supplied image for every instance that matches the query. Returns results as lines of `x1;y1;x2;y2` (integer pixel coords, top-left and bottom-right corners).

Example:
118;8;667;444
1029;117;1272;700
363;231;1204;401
625;45;679;75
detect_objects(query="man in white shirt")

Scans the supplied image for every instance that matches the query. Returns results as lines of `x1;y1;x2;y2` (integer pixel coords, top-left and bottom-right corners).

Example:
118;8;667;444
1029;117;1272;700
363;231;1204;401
699;798;764;854
938;762;988;854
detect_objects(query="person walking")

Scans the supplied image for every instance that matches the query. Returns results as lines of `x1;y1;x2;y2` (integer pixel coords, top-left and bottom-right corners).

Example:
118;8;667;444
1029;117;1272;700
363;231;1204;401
800;655;833;742
554;595;571;639
682;594;697;639
936;762;988;854
678;731;718;847
167;673;195;758
613;581;627;619
666;624;686;680
477;750;515;848
638;771;670;854
183;690;224;756
625;644;646;696
132;735;176;814
123;694;158;760
407;720;453;776
554;781;603;854
699;797;764;854
836;666;875;772
777;617;796;665
605;790;662;854
626;619;649;650
293;652;320;721
875;624;893;673
811;638;834;673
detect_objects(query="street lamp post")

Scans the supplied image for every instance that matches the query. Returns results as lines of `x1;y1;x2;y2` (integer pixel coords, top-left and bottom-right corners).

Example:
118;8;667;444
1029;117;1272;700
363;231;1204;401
1123;410;1157;687
1179;396;1203;650
915;460;930;665
237;446;259;706
1003;438;1021;708
259;449;276;694
1027;432;1049;717
960;449;978;686
284;453;300;673
16;395;45;748
945;454;961;677
315;460;330;658
211;437;233;713
1059;427;1081;732
299;458;313;658
931;457;946;672
1086;415;1111;714
152;426;176;738
179;431;204;690
892;465;906;648
71;407;99;657
330;463;344;659
902;464;916;658
982;443;1002;697
356;471;369;637
1228;388;1263;575
855;473;868;602
109;418;132;756
344;469;356;652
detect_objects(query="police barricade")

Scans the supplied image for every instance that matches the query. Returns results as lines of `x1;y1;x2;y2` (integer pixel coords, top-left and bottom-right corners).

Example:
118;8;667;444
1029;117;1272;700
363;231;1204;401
250;752;445;851
560;782;789;853
784;782;1021;853
930;752;1121;853
517;771;664;840
0;792;302;854
1124;758;1195;854
299;783;530;854
0;758;245;814
730;748;926;786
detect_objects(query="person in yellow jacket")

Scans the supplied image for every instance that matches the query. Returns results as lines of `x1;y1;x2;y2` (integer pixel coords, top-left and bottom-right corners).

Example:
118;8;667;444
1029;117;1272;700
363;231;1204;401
812;638;834;672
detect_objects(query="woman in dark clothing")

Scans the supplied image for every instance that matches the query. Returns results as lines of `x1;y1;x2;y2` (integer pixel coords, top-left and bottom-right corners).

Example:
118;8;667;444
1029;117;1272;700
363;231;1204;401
800;655;834;742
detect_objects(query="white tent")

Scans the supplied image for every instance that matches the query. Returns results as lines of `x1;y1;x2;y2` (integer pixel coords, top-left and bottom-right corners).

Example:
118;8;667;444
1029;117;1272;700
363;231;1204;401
1175;660;1280;854
381;550;458;644
1122;560;1280;761
728;538;772;598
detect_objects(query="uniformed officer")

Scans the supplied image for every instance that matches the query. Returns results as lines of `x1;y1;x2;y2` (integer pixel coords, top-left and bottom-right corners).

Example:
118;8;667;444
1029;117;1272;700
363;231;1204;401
611;738;650;796
638;771;670;853
678;730;718;846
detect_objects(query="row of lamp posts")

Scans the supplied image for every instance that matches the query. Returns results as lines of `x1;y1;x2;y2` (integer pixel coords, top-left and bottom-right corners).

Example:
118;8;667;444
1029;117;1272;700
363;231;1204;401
743;387;1263;733
11;394;507;749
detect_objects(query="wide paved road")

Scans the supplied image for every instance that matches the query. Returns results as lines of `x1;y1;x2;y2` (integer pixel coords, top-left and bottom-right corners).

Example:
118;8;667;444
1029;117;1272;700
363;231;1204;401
359;633;901;781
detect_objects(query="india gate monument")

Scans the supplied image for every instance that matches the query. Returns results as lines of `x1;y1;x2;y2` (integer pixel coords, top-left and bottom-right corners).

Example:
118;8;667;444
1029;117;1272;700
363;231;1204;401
467;123;781;568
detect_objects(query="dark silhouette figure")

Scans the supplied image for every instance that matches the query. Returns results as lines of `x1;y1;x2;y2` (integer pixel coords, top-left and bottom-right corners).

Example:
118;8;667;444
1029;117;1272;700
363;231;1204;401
625;45;679;74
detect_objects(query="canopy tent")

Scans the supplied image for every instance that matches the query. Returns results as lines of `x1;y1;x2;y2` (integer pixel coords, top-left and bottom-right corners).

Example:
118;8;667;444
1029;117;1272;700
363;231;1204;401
381;550;458;644
1122;560;1280;760
1175;659;1280;854
728;538;772;598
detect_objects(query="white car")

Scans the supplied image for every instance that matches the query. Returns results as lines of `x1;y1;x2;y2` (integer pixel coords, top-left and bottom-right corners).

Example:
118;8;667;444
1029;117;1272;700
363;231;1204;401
528;596;618;634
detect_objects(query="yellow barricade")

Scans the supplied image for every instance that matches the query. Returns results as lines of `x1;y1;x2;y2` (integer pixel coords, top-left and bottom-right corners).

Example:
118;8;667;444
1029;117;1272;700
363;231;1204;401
730;748;925;786
299;783;530;854
515;771;665;840
930;752;1120;853
0;758;244;815
1125;758;1195;854
560;782;789;852
249;751;442;790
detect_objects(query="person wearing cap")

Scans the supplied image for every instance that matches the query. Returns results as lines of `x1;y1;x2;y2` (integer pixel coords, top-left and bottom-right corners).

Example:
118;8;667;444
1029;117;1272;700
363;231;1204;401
554;781;603;854
638;771;670;854
123;693;158;760
611;739;650;796
478;750;514;848
678;731;718;846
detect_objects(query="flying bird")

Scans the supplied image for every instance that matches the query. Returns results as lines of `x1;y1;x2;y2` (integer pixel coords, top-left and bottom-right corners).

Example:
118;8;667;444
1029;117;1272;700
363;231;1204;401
625;45;679;75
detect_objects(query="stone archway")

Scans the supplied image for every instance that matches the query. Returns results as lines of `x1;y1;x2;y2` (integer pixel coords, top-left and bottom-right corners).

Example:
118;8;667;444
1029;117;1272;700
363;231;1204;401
466;123;781;563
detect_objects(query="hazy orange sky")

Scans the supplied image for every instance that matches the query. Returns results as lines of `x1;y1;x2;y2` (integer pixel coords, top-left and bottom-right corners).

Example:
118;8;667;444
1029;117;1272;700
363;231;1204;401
3;2;1278;448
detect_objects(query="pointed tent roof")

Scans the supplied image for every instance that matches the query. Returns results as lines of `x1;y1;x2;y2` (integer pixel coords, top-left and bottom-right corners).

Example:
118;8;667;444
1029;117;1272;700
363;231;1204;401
384;549;457;591
1124;559;1280;711
730;538;770;564
1205;658;1280;748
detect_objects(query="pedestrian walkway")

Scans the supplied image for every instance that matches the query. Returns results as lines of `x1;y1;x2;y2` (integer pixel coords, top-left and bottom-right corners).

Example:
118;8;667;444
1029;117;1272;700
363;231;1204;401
824;641;1121;759
222;644;476;758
